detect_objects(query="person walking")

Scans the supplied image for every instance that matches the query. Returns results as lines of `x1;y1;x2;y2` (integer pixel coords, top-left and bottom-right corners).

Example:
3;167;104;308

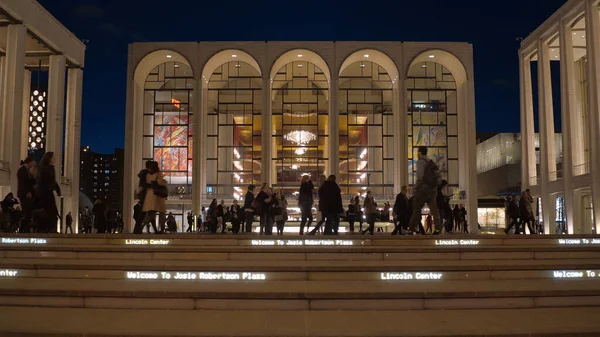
65;212;74;233
33;152;61;233
82;206;92;233
298;175;314;235
318;175;343;235
17;157;35;233
519;190;534;234
505;195;520;234
309;176;328;235
243;185;256;233
362;191;378;235
392;186;410;235
186;212;193;233
408;146;442;235
347;196;359;233
142;161;167;234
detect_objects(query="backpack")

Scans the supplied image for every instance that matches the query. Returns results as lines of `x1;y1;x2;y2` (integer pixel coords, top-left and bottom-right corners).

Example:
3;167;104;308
424;159;442;188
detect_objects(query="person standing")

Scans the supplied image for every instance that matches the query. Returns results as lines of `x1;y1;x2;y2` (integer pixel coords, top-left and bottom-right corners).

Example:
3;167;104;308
318;175;343;235
453;205;461;232
133;201;144;234
34;152;61;233
207;199;218;233
362;191;378;235
408;146;442;235
186;212;194;233
256;183;274;235
230;200;242;234
460;205;468;233
17;158;35;233
142;161;167;234
347;196;359;233
82;206;92;233
217;200;226;233
92;200;106;233
519;190;534;234
243;185;256;233
64;212;73;233
392;186;410;235
298;176;314;235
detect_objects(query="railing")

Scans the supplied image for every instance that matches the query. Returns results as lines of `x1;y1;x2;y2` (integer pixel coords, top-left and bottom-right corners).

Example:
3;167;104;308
529;175;540;186
573;162;590;176
548;170;563;181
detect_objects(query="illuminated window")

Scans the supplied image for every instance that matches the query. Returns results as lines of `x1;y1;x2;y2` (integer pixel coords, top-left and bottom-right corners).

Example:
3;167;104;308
143;61;194;195
206;61;262;198
407;62;457;187
272;61;328;194
339;61;393;196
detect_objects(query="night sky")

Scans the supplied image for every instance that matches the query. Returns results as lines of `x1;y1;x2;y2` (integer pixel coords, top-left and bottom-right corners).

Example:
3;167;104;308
37;0;567;154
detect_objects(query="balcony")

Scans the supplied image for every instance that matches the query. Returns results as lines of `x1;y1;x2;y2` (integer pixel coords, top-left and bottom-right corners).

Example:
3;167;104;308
573;162;590;176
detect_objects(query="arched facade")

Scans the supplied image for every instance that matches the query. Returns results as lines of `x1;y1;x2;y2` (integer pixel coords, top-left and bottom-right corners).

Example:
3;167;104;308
124;42;477;232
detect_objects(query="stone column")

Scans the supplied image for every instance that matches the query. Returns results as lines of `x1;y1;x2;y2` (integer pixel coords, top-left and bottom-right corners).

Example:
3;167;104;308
192;82;202;214
585;0;600;232
1;25;26;194
261;76;272;185
394;84;407;194
63;68;83;232
559;22;577;234
520;54;537;188
328;76;339;179
21;70;31;161
538;39;557;234
46;55;67;175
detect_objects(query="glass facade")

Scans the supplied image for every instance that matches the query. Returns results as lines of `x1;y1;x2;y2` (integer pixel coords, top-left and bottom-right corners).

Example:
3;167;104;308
143;62;194;197
339;61;394;197
407;62;458;188
206;61;262;199
271;61;328;195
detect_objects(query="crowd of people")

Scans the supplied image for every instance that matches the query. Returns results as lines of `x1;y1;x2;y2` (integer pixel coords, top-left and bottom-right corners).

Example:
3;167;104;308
504;188;542;234
0;154;62;233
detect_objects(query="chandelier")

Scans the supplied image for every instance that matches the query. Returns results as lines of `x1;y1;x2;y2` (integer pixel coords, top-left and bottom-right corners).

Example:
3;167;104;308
295;147;307;156
284;130;316;146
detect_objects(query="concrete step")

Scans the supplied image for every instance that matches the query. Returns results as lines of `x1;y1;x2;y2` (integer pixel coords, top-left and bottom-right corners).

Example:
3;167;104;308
0;306;598;336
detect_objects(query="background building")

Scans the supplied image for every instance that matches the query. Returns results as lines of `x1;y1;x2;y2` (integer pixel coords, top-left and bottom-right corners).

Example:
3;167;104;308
520;0;598;235
0;0;85;231
124;42;478;232
80;146;124;213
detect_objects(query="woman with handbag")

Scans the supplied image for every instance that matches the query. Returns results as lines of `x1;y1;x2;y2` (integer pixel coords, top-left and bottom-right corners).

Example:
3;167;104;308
142;161;167;233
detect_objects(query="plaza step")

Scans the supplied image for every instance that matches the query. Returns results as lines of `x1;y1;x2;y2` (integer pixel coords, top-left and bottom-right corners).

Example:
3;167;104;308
0;234;599;335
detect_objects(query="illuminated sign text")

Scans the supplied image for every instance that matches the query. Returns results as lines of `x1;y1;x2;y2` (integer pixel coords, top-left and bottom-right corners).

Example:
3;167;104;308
126;271;266;281
251;239;353;246
553;270;600;279
1;238;46;245
380;272;443;280
124;239;170;245
434;239;479;246
558;239;600;245
0;270;18;277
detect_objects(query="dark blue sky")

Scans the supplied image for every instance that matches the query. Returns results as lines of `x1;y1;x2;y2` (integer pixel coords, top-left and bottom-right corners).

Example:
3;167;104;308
38;0;567;154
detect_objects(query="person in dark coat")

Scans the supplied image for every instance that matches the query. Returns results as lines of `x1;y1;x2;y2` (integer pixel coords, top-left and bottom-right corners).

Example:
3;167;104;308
347;196;360;233
243;185;256;233
133;201;143;234
92;200;106;233
298;175;314;235
33;152;61;233
207;199;218;233
17;157;35;233
392;186;410;235
318;175;343;235
65;212;73;233
505;195;521;234
186;212;194;233
230;200;243;234
1;193;19;232
255;184;274;235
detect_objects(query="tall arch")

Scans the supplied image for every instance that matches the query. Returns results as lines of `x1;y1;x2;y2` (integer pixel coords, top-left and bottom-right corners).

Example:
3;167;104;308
339;49;400;88
124;50;195;231
406;49;477;233
268;49;331;191
201;50;263;200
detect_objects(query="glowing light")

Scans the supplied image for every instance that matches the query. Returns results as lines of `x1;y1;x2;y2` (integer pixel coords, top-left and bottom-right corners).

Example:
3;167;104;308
360;149;368;159
428;55;435;58
295;147;307;155
291;164;299;170
285;130;316;145
171;98;181;109
232;54;237;58
363;54;369;58
297;54;303;58
166;55;172;58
